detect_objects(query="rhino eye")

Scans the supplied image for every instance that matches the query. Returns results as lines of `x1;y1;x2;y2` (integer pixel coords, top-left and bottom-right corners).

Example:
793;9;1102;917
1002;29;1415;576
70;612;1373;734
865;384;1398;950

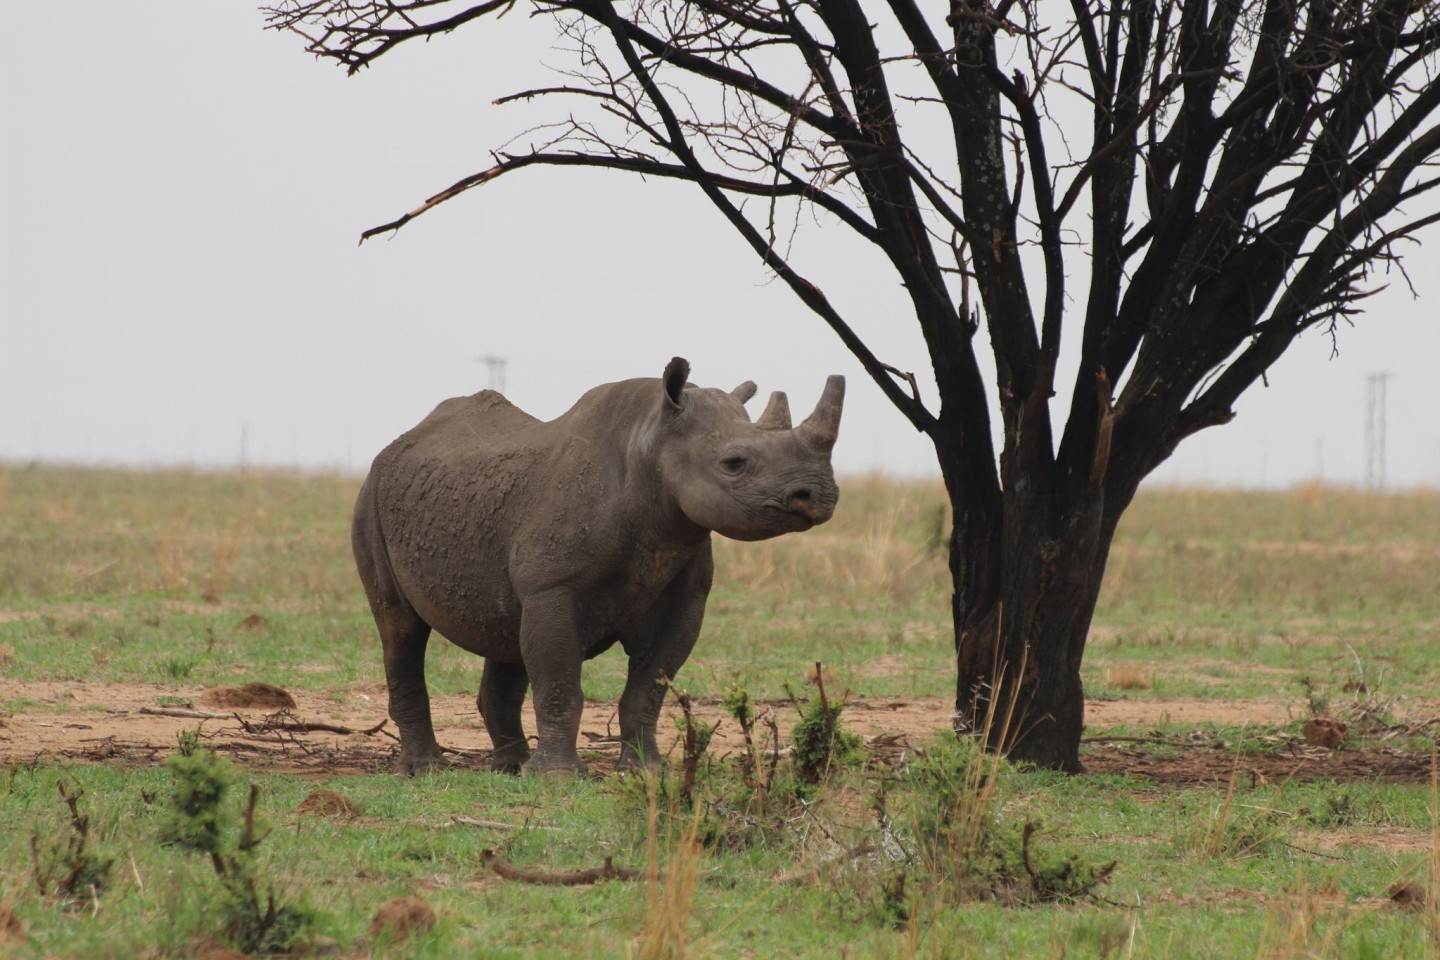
721;455;748;474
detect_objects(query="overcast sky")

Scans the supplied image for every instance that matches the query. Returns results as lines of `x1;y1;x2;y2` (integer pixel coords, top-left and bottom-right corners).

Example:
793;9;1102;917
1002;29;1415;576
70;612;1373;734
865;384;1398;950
4;3;1438;489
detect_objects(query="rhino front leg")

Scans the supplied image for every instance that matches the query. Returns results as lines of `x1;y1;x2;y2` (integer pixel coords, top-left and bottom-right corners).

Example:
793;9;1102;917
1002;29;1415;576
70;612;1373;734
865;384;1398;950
518;590;590;777
616;560;709;772
478;658;531;774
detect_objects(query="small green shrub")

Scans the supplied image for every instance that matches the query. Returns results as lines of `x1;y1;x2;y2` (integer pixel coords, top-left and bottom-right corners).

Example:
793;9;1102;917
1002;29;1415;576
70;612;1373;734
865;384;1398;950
997;821;1117;903
900;736;1115;905
904;734;1005;884
160;745;316;954
787;667;862;795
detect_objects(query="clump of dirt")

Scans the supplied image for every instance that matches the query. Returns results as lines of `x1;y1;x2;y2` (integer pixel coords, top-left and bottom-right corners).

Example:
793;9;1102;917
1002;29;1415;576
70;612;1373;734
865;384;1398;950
238;614;267;631
200;683;296;711
1302;717;1348;749
368;896;436;941
0;905;26;945
294;789;361;818
1389;882;1428;911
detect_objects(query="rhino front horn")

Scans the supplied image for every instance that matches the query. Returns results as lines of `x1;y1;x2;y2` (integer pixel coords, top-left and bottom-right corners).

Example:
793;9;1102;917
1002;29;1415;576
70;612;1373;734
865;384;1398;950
796;375;845;453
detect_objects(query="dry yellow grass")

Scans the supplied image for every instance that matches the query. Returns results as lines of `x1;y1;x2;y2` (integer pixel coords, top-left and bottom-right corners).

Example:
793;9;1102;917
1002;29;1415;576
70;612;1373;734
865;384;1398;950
1104;664;1153;691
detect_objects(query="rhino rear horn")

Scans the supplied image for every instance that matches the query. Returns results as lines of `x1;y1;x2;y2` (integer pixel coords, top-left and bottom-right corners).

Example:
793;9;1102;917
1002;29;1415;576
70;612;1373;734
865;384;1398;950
663;357;691;408
730;381;758;404
795;375;845;453
755;391;792;430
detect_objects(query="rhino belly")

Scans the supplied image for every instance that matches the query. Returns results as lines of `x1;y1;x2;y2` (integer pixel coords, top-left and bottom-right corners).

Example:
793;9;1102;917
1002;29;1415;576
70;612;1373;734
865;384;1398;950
391;558;524;662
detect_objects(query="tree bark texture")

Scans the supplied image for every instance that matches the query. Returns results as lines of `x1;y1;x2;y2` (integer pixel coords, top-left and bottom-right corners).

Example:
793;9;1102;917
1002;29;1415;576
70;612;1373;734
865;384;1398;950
949;480;1112;772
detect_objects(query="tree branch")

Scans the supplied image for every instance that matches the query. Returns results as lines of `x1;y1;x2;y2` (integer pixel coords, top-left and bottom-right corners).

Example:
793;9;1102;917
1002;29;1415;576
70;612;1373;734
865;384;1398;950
588;0;938;432
358;149;877;243
264;0;516;74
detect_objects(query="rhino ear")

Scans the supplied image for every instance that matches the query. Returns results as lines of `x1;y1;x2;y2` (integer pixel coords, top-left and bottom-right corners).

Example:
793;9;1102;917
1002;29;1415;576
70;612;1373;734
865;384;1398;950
755;391;792;430
730;381;758;404
662;357;691;409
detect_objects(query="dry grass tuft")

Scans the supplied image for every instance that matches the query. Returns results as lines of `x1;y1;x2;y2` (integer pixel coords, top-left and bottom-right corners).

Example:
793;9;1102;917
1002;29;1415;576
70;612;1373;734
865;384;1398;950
1252;875;1350;959
1428;753;1440;946
637;785;705;960
1104;664;1152;690
712;475;950;611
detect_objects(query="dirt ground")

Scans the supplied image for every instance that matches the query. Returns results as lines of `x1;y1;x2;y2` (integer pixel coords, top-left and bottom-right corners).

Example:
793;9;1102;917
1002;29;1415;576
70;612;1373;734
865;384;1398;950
3;678;1435;786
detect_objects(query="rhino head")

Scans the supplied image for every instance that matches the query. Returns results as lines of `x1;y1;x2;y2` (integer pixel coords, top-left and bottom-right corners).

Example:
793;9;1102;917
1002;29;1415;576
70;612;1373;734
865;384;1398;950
652;357;843;542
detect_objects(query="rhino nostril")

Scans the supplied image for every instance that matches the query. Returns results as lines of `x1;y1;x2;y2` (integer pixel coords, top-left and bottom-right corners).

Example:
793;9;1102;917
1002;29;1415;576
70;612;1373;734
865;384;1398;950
792;488;811;501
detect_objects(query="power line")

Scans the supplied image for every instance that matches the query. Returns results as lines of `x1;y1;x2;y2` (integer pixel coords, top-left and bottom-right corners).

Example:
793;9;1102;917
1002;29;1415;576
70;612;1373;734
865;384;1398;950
1364;372;1391;489
476;355;507;394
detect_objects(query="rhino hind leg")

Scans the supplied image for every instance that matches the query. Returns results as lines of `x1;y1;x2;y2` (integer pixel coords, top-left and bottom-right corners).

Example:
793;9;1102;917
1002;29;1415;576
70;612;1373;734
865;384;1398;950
379;613;446;775
478;659;531;774
354;477;444;775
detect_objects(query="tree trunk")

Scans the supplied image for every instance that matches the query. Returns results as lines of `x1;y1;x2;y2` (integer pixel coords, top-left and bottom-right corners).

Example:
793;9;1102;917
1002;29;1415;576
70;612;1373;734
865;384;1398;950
949;478;1115;773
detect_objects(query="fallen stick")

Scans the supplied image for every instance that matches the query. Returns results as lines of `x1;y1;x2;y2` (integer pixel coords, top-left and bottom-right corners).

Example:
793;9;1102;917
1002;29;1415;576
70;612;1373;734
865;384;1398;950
138;707;230;720
451;815;557;832
233;714;389;736
479;849;643;885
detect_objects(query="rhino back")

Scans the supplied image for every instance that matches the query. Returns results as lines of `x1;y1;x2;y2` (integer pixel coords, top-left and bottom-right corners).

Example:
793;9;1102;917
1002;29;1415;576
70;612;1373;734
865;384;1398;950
364;382;700;657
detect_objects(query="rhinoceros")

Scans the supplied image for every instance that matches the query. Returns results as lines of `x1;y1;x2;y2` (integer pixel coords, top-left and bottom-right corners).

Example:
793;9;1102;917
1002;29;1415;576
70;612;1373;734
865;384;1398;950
352;357;844;776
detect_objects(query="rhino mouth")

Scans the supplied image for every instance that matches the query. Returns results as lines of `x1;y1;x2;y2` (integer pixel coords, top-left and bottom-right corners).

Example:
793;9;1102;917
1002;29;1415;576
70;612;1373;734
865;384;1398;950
766;494;833;530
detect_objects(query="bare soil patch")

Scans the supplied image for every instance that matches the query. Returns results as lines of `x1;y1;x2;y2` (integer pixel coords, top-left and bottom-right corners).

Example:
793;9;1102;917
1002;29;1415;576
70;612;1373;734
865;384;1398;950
1;679;1433;786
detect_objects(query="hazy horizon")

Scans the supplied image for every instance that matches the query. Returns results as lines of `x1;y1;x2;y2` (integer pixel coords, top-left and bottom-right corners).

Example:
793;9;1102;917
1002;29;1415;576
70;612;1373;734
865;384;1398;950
5;5;1438;492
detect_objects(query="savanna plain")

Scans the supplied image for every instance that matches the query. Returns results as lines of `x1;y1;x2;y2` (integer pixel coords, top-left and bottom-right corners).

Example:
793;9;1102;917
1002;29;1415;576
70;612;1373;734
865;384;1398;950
0;464;1438;959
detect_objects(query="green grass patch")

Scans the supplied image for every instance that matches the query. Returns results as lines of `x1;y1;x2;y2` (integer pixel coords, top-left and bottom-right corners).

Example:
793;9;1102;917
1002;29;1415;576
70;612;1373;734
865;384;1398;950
2;466;1439;956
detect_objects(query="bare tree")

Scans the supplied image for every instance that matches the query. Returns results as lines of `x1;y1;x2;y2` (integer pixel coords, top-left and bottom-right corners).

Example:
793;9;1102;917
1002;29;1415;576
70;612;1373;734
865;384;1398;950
265;0;1440;770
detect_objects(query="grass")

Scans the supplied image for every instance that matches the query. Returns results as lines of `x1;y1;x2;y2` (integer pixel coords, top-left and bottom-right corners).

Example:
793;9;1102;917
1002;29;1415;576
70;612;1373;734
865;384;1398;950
1;463;1439;957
